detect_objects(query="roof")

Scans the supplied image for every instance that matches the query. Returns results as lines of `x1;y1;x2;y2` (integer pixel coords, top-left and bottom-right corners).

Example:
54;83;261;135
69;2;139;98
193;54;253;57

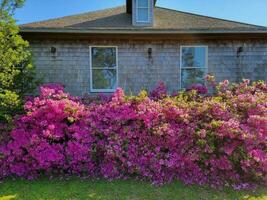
20;6;267;34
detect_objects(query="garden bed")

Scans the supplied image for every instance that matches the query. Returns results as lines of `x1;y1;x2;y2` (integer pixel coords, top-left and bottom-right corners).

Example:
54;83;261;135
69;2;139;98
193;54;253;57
0;78;266;189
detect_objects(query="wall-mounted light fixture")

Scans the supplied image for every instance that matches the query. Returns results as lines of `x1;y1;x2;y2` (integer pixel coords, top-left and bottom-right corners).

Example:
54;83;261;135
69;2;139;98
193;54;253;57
51;46;57;54
237;46;243;57
148;47;152;60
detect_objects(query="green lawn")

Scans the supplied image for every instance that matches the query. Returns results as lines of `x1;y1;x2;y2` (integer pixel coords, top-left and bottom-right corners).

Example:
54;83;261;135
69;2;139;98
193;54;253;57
0;178;266;200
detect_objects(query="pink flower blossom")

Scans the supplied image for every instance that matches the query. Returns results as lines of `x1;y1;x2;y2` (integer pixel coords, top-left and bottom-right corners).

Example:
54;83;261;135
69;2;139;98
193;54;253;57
187;83;208;94
0;80;266;189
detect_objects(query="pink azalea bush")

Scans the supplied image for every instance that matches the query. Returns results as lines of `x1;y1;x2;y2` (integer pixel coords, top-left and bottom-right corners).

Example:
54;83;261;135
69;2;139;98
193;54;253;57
149;81;168;100
0;85;95;179
187;83;208;94
0;79;266;189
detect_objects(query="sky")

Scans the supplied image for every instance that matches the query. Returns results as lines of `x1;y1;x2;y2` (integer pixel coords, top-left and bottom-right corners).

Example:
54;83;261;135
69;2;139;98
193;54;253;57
14;0;267;27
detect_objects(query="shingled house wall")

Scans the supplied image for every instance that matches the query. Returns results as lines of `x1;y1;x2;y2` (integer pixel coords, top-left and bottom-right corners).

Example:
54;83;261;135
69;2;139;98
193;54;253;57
29;39;267;96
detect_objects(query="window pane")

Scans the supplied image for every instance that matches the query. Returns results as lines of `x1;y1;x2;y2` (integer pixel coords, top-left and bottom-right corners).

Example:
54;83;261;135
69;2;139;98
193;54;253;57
138;8;149;22
138;0;148;7
181;68;207;89
92;69;117;90
182;47;206;68
91;47;116;68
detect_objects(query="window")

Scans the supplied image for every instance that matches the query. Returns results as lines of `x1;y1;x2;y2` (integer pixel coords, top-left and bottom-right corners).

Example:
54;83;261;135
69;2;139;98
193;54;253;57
180;46;208;89
90;46;118;92
136;0;150;22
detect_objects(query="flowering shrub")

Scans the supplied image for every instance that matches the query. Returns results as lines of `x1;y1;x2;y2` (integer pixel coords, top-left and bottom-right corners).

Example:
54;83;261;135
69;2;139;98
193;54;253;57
0;79;266;189
186;83;208;94
0;84;95;179
149;81;168;100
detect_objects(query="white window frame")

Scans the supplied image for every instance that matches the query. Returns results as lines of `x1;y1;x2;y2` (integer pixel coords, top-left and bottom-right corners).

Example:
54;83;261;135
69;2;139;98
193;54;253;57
180;45;208;89
136;0;150;23
89;46;119;93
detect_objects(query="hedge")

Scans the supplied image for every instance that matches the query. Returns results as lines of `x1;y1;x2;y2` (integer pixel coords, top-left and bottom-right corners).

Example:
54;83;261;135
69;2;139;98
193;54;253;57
0;77;266;189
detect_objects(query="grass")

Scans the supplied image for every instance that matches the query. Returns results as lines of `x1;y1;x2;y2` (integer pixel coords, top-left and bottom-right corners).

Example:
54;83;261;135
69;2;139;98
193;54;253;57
0;178;266;200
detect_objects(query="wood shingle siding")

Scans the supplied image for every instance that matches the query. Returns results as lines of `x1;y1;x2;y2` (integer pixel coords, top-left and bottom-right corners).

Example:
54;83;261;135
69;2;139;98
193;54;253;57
30;39;267;96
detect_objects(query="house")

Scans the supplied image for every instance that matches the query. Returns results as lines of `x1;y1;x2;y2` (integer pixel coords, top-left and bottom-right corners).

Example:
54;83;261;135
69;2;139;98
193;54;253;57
20;0;267;95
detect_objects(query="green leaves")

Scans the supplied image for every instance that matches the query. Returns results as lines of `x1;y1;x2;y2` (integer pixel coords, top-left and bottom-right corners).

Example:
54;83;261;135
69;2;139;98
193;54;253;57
0;89;20;122
0;0;25;16
0;7;38;123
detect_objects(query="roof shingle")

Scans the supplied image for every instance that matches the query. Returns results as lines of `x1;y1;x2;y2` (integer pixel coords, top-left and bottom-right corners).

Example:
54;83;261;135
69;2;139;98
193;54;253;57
21;6;267;33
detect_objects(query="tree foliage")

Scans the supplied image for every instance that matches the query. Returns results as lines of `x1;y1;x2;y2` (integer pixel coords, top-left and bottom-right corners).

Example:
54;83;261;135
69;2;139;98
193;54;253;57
0;0;24;15
0;1;37;123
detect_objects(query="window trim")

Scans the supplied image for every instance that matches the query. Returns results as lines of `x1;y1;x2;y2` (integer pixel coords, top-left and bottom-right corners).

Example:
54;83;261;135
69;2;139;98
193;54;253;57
136;0;150;23
180;45;208;89
89;46;119;93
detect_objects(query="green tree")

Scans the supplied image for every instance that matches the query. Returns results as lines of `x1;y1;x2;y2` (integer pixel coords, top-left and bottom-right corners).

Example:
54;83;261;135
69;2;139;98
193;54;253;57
0;0;38;123
0;0;24;15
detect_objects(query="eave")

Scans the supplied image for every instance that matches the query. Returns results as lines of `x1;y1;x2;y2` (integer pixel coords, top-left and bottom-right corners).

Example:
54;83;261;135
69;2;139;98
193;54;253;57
20;27;267;34
20;28;267;41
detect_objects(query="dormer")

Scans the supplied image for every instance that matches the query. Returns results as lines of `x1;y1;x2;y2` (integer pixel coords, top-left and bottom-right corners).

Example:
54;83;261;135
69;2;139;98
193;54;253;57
127;0;156;26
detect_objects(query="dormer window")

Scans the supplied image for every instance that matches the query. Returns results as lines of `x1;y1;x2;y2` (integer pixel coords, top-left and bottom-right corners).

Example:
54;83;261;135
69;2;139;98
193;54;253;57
132;0;154;26
136;0;150;22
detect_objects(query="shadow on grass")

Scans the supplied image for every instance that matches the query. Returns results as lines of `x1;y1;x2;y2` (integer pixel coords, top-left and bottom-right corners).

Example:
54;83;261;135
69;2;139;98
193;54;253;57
0;178;266;200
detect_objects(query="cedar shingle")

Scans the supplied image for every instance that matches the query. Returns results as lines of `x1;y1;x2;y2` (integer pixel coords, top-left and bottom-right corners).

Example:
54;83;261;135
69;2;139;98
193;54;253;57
21;6;267;32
